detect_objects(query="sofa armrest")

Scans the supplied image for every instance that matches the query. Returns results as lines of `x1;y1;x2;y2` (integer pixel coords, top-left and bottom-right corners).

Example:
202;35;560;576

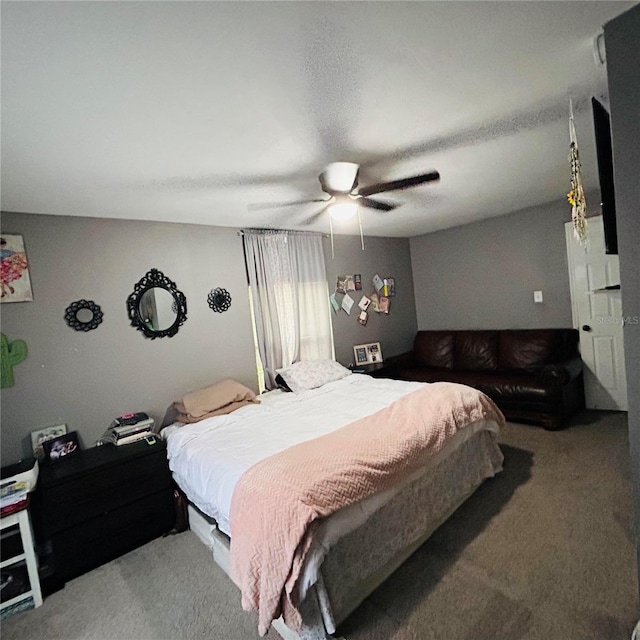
540;357;583;386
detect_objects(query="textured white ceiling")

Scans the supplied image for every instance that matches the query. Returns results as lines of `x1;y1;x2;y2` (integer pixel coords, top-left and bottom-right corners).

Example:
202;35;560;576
1;1;635;237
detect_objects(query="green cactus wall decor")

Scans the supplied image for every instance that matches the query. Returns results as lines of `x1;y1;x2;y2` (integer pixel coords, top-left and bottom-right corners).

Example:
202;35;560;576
1;333;28;388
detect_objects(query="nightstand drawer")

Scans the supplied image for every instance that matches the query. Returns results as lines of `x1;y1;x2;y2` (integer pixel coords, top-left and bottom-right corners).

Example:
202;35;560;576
41;451;171;534
50;489;174;580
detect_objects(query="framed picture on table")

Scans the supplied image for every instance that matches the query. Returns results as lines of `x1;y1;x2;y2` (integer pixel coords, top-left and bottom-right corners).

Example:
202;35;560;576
43;431;81;464
353;342;383;366
31;424;68;461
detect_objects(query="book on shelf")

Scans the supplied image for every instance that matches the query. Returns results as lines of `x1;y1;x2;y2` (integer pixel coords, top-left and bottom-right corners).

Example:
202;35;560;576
1;480;28;511
115;429;153;446
112;423;153;439
100;427;153;446
0;496;29;517
111;420;153;437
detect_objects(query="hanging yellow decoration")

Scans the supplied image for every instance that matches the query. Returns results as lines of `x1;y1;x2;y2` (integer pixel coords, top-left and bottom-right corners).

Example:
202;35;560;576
568;99;588;246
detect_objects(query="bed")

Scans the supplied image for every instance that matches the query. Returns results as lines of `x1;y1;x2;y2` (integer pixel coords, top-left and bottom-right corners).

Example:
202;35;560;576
163;370;505;640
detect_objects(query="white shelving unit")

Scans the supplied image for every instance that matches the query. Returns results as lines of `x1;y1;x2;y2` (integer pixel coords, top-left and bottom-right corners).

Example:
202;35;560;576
1;507;43;617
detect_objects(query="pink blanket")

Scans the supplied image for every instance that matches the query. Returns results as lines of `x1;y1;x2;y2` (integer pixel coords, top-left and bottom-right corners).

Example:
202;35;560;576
229;382;505;635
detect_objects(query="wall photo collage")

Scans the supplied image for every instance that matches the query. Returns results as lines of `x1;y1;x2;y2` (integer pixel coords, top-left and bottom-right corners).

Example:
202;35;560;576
330;273;395;327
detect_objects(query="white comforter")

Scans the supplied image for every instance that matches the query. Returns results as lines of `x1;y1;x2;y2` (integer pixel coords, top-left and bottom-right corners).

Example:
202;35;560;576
164;374;429;535
164;375;500;538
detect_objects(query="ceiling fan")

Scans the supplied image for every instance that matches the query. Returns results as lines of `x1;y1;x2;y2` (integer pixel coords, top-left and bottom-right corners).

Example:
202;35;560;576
250;162;440;225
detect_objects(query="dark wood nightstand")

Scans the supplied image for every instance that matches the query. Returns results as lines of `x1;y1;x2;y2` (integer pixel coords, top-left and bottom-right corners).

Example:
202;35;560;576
350;361;397;378
31;439;174;594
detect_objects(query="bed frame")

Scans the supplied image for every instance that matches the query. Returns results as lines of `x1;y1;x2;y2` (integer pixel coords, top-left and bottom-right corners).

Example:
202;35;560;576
186;429;503;640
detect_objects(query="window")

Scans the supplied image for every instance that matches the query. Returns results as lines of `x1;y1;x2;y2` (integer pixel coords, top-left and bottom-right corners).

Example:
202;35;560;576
243;231;334;390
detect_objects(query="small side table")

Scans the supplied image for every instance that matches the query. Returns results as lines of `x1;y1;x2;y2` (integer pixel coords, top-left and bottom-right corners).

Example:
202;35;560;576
31;438;174;592
350;361;397;378
1;503;43;618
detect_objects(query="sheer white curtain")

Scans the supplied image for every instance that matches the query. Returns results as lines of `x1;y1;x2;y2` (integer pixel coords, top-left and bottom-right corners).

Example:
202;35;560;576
243;230;334;390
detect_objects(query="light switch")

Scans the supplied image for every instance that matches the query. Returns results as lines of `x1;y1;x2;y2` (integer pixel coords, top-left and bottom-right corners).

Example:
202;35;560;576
534;290;543;303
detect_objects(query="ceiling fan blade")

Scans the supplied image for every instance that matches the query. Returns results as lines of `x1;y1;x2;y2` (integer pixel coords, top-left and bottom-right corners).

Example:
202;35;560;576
357;197;398;212
301;204;331;226
248;198;329;211
357;171;440;197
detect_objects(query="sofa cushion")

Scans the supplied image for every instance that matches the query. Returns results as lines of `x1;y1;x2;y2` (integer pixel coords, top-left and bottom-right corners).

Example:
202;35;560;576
476;373;562;403
498;330;562;372
413;331;454;369
395;367;561;403
453;331;498;371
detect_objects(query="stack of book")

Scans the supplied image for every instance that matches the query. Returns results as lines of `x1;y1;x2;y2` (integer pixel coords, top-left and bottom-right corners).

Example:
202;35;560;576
101;420;155;446
0;480;28;516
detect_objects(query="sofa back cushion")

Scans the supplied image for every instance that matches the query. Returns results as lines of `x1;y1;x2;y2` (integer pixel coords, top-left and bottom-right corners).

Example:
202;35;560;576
413;331;454;369
499;330;562;372
453;331;498;371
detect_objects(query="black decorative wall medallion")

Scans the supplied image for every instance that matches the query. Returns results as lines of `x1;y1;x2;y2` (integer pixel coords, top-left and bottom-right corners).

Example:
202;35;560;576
64;299;104;332
207;288;232;313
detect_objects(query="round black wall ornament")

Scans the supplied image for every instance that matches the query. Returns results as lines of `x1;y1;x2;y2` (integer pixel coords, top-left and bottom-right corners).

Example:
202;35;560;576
64;299;104;332
207;288;232;313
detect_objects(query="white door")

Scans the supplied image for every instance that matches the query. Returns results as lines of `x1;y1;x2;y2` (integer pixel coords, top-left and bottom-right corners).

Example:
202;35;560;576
565;216;627;410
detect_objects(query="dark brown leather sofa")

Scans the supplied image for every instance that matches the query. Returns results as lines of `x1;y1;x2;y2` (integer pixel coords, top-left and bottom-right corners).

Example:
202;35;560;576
388;329;585;430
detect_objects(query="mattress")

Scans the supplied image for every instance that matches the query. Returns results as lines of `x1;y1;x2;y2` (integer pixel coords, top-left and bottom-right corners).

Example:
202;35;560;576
164;374;431;535
165;375;500;552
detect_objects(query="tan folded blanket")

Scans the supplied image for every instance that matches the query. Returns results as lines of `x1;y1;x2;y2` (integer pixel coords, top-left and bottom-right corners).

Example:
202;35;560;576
230;382;505;635
162;379;259;427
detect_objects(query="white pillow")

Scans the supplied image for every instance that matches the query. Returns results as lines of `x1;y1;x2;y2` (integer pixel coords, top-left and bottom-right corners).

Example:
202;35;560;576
277;360;351;393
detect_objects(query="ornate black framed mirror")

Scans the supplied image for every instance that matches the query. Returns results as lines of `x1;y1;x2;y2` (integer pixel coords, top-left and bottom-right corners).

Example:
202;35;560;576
64;299;104;332
126;269;187;339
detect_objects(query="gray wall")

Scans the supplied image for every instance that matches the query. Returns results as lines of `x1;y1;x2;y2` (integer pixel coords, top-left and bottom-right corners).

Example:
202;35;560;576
409;198;576;330
605;2;640;609
0;212;257;465
0;213;418;465
323;234;418;366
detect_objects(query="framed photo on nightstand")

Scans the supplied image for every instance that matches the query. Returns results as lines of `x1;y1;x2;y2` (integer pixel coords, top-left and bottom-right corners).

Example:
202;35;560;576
43;431;80;464
30;424;68;461
353;342;383;366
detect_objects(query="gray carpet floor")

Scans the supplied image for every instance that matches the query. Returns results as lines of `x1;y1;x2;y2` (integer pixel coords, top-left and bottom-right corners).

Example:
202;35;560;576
2;411;638;640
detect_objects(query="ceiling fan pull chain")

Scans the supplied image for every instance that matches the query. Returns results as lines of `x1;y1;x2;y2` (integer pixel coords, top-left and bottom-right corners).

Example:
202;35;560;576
329;214;335;259
357;208;365;251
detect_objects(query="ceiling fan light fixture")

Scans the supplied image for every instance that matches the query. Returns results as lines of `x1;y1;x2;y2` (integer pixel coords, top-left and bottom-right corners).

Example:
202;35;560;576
329;200;358;221
323;162;359;193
